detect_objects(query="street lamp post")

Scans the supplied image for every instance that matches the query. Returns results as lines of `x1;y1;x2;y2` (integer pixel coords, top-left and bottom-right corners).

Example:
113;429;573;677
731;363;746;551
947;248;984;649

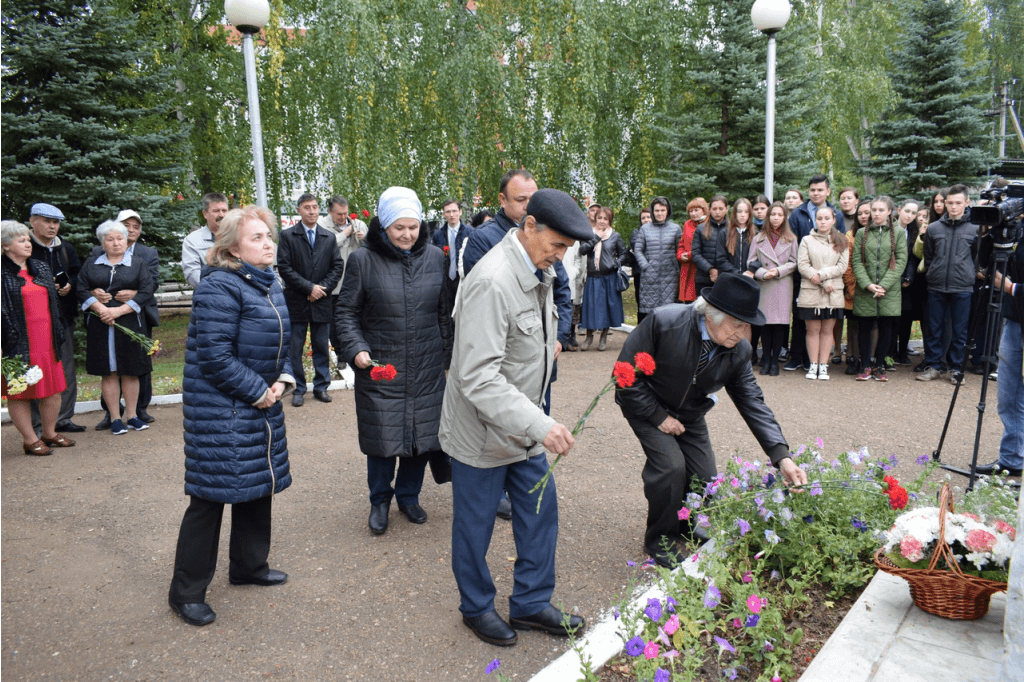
751;0;791;202
225;0;271;208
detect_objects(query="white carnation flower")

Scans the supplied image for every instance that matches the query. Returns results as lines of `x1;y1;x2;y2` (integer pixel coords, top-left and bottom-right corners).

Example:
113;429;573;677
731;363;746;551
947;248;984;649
24;365;43;385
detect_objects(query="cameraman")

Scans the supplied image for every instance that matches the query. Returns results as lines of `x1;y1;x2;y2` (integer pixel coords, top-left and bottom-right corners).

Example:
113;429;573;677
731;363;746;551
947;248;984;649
975;216;1024;477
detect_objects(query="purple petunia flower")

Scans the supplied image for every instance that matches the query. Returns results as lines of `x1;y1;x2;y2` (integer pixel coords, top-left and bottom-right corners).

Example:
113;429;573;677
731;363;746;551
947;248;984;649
889;454;898;466
764;529;780;544
745;614;760;627
666;596;677;613
816;437;824;449
485;659;501;675
625;636;645;657
771;488;786;504
704;583;721;608
764;640;775;651
686;493;702;510
736;518;751;536
697;514;711;528
742;571;753;583
714;636;736;653
645;598;663;621
763;473;776;487
851;516;868;533
627;560;636;566
803;514;815;524
654;668;670;682
705;481;720;496
613;607;620;620
796;444;807;456
810;481;823;496
725;667;739;680
916;454;930;465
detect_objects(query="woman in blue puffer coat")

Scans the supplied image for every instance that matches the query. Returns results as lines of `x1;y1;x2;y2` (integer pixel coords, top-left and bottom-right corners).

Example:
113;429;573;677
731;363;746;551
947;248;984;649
168;205;296;627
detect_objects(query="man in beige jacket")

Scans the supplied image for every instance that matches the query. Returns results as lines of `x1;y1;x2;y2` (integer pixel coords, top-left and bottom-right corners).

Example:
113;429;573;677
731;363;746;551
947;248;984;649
440;189;593;647
318;195;366;372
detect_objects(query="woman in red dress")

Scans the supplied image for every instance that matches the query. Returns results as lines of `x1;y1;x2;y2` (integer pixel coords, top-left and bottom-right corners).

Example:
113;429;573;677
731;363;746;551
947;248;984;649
1;221;74;456
676;198;708;302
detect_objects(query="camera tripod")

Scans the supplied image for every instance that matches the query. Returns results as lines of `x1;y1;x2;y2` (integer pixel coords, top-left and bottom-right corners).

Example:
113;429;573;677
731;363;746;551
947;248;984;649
931;242;1021;493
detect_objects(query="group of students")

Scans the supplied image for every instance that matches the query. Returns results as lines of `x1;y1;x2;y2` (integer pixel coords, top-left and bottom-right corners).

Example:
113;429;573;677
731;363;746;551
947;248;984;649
623;175;981;383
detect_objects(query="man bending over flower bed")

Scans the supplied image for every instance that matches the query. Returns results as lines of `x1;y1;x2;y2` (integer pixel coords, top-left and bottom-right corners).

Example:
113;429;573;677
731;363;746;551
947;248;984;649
616;273;808;568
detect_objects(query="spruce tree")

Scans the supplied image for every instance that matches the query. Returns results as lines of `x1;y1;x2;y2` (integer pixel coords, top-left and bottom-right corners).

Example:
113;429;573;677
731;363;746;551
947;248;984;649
654;0;819;202
1;0;194;263
860;0;993;192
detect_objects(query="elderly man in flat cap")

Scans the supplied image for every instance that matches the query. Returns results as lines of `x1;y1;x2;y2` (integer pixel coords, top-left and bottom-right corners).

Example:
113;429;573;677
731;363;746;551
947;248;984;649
440;188;593;647
28;203;85;433
616;272;809;568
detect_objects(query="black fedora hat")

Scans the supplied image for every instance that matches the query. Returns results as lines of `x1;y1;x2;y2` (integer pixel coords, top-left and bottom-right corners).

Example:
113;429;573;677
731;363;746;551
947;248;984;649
699;272;766;326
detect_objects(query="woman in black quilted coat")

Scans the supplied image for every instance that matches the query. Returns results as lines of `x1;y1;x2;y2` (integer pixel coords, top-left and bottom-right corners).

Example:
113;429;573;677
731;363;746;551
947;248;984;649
335;187;452;536
168;205;295;628
633;197;682;323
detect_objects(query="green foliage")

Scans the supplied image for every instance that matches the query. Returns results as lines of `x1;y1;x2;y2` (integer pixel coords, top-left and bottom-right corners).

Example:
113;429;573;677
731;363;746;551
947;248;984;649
860;0;995;192
1;0;196;262
654;0;821;203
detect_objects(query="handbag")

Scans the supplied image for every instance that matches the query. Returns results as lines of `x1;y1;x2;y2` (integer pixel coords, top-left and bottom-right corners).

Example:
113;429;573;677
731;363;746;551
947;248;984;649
615;268;630;293
428;449;452;484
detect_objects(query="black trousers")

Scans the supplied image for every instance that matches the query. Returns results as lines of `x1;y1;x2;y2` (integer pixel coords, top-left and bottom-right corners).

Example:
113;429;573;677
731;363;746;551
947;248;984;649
789;302;808;365
626;415;717;551
168;495;272;604
761;324;788;363
857;315;897;366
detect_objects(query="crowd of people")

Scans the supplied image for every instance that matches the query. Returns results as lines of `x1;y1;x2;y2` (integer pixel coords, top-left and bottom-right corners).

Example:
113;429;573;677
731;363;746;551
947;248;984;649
3;170;1021;646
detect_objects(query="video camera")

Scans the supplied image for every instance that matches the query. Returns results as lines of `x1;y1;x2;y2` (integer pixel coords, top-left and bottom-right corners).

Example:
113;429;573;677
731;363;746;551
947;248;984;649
974;181;1024;247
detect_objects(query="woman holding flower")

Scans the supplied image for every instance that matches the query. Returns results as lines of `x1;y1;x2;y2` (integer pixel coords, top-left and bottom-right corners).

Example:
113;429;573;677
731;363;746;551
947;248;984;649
77;220;155;434
335;187;452;536
1;221;73;455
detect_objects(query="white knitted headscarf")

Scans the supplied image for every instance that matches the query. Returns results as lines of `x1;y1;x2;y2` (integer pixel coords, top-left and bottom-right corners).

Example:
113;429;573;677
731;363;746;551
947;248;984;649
377;186;422;229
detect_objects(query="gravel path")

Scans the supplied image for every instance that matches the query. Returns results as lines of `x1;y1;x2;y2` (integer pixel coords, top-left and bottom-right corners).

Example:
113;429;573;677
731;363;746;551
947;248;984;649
1;332;1006;681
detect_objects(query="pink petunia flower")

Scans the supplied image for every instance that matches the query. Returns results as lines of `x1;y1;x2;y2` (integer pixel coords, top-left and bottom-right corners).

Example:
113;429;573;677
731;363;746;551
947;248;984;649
678;507;691;521
644;640;660;659
663;614;679;635
747;594;763;614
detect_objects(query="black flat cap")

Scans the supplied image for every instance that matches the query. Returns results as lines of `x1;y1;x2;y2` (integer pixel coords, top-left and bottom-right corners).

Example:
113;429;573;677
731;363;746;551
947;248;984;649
526;189;593;241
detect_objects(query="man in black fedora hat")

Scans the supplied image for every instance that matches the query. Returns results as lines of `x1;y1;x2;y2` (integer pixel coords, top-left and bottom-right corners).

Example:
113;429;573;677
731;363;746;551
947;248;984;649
615;272;808;567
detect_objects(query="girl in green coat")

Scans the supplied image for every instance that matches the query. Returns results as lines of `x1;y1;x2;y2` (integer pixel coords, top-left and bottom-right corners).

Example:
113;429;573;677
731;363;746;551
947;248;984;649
852;196;907;382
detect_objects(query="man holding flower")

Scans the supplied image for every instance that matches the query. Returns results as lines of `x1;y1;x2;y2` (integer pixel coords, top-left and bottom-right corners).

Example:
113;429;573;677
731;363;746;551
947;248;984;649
616;273;808;568
440;189;594;647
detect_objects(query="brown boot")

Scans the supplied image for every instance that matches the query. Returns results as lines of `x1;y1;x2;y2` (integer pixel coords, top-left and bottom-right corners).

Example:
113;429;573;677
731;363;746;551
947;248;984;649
581;330;594;351
598;328;609;351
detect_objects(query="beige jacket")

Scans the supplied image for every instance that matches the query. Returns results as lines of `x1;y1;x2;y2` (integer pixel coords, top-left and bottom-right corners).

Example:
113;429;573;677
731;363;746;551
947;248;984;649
797;230;849;310
439;229;558;468
317;215;368;294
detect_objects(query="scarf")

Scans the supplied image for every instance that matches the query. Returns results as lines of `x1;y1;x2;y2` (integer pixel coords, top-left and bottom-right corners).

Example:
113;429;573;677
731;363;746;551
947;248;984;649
242;261;277;288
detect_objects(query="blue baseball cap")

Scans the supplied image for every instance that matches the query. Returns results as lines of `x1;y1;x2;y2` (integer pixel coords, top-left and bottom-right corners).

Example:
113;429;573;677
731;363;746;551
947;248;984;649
30;203;65;220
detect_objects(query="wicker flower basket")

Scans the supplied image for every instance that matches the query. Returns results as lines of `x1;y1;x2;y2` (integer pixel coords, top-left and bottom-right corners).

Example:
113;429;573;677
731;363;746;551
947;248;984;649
873;482;1008;620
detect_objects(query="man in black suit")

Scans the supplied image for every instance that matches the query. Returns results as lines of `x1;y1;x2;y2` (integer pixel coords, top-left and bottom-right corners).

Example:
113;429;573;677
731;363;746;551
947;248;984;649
93;210;161;427
278;193;345;406
431;199;469;307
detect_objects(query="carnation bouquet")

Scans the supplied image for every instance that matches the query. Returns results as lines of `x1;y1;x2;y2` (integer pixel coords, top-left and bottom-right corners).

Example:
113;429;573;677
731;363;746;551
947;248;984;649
89;311;161;355
2;356;43;395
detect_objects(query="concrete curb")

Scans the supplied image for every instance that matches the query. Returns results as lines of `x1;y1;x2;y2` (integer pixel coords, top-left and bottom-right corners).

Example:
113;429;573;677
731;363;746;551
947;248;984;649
529;542;710;682
1;368;356;424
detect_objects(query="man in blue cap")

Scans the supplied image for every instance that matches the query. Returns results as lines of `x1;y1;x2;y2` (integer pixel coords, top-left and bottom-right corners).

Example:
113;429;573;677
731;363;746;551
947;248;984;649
440;188;592;648
28;203;84;432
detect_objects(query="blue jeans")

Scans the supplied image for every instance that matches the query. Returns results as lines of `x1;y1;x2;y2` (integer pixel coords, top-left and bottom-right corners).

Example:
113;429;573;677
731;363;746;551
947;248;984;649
925;292;972;371
997;319;1024;469
451;453;558;619
366;454;428;506
288;320;331;395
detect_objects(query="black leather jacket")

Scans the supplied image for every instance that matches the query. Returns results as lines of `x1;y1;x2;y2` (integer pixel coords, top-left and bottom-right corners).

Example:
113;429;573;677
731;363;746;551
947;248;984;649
615;303;790;465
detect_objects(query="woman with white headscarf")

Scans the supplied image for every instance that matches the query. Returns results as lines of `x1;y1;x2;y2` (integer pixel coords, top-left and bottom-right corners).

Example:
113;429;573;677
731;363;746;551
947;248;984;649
335;187;453;536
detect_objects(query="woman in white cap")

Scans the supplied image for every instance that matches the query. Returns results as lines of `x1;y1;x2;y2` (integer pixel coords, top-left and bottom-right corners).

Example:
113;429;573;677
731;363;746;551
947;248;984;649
335;187;452;535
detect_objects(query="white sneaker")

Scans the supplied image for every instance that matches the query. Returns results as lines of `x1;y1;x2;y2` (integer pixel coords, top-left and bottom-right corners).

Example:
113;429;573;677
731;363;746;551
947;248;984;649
805;363;819;380
818;365;829;381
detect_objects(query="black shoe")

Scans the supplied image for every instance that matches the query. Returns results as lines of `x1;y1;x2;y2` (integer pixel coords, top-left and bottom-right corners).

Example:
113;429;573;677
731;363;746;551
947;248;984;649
313;390;332;403
55;421;86;433
369;503;389;535
292;393;304;407
913;362;928;373
463;611;518;646
398;504;427;524
645;545;683;569
169;599;216;626
229;569;288;586
95;415;112;430
510;605;585;636
974;460;1023;476
751;350;759;365
969;364;987;376
137;410;156;424
783;359;801;371
496;495;513;520
759;362;770;376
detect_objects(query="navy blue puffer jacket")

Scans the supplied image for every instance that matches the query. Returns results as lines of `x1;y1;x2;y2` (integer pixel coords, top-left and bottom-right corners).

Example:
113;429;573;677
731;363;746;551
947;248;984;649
182;266;293;503
334;222;452;458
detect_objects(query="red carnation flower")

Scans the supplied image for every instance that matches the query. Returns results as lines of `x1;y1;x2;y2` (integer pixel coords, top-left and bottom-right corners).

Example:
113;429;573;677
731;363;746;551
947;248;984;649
888;485;908;510
634;352;656;376
613;362;636;388
350;212;358;220
443;245;450;255
362;209;370;218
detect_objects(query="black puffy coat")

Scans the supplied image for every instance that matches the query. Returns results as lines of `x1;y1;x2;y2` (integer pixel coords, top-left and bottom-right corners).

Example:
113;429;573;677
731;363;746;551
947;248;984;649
713;227;754;276
691;219;726;289
2;255;66;365
335;223;452;459
182;266;293;504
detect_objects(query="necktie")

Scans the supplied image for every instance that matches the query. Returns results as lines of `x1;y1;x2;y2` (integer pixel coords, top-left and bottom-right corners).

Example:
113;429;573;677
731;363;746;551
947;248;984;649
448;231;458;280
535;268;544;282
307;228;316;248
696;338;715;374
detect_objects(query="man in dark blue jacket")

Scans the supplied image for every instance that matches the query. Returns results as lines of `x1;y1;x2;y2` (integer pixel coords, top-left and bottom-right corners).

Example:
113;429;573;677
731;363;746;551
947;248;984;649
461;169;574;521
432;198;470;308
784;175;841;372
